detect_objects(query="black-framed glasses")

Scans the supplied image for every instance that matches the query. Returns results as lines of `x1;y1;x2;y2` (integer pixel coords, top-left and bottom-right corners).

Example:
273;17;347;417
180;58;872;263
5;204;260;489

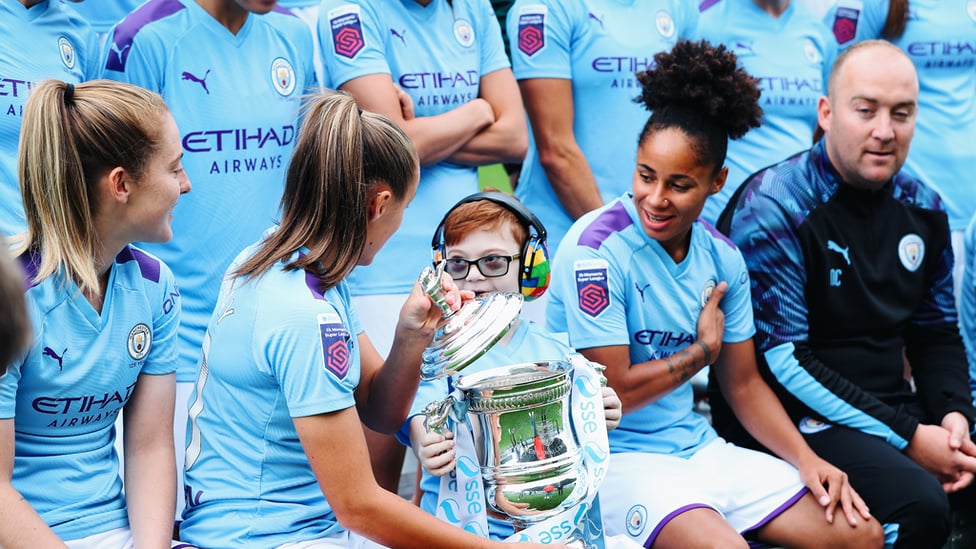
443;254;521;280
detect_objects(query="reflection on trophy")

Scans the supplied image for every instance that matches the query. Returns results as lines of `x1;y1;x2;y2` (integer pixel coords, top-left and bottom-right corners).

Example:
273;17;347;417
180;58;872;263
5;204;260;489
455;361;586;524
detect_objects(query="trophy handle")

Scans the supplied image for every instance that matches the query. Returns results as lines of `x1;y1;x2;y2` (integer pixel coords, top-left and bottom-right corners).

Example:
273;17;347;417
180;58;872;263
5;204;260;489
566;353;608;387
423;397;453;436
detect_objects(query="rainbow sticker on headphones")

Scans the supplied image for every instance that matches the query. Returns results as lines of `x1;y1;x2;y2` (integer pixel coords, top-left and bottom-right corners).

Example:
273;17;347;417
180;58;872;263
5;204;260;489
520;242;550;300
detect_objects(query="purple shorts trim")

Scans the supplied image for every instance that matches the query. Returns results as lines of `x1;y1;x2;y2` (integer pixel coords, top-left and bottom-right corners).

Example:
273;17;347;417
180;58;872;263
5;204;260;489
742;486;809;534
641;486;809;548
644;503;714;547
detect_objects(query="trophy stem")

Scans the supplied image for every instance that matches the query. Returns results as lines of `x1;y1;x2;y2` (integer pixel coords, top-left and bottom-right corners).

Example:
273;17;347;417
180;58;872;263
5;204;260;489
419;264;456;319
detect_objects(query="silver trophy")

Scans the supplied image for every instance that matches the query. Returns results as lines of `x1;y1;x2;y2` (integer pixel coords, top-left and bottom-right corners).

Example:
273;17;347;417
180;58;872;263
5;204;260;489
418;264;523;381
456;360;587;522
426;359;600;547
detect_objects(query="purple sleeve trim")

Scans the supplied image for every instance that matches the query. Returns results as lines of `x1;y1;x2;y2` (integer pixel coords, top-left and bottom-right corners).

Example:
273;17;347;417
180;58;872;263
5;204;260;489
116;246;161;283
17;248;41;290
577;202;632;250
700;218;737;250
699;0;722;12
105;0;186;72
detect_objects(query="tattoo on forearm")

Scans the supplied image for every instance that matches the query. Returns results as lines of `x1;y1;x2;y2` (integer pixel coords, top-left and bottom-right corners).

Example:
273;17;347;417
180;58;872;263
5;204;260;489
666;347;697;384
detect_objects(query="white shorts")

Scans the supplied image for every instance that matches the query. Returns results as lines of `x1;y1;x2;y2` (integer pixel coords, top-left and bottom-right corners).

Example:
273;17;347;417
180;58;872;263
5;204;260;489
599;438;807;547
66;527;188;549
66;527;134;549
276;530;387;549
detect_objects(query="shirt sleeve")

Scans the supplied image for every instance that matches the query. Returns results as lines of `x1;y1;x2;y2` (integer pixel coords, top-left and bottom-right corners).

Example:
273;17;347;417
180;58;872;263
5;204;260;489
318;0;391;88
506;0;574;80
905;213;974;427
263;300;357;418
477;0;511;76
0;289;41;419
557;246;630;352
142;261;180;375
822;0;886;48
718;245;756;345
963;216;976;400
99;23;167;91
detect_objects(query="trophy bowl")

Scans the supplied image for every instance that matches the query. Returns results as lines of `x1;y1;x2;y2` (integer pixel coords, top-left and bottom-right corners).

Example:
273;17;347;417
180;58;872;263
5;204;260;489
454;360;588;524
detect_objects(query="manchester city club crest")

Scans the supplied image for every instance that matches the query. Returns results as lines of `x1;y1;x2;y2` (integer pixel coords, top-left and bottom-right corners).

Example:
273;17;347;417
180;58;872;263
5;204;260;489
270;57;296;97
803;38;822;64
897;233;924;272
58;36;76;70
453;18;475;47
626;504;648;537
655;11;675;39
798;416;832;434
127;323;152;361
700;279;716;308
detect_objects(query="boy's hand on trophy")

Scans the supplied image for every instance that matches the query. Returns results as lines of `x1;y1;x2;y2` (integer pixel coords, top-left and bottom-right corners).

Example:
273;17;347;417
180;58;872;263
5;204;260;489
419;429;457;477
603;386;623;431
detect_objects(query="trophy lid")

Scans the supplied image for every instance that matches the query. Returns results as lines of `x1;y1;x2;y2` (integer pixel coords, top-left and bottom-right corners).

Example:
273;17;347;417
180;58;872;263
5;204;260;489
420;292;523;380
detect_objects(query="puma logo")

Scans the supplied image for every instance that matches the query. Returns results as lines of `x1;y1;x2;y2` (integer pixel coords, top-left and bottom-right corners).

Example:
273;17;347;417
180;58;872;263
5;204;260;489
109;42;131;64
588;12;604;29
827;240;851;266
42;347;67;371
635;282;651;302
182;69;211;95
734;41;755;55
390;28;406;45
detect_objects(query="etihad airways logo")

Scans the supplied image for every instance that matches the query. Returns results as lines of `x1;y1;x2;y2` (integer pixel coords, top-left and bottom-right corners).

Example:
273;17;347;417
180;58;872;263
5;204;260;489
182;125;296;153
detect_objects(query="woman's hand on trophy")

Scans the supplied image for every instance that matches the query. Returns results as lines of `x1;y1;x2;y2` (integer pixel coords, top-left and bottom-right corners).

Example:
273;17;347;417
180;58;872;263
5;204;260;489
602;386;622;432
403;265;475;342
418;429;457;477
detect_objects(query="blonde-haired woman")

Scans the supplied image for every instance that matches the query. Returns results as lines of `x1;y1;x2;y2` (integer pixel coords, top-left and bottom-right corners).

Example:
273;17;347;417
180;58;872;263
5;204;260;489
178;92;558;549
1;79;190;548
